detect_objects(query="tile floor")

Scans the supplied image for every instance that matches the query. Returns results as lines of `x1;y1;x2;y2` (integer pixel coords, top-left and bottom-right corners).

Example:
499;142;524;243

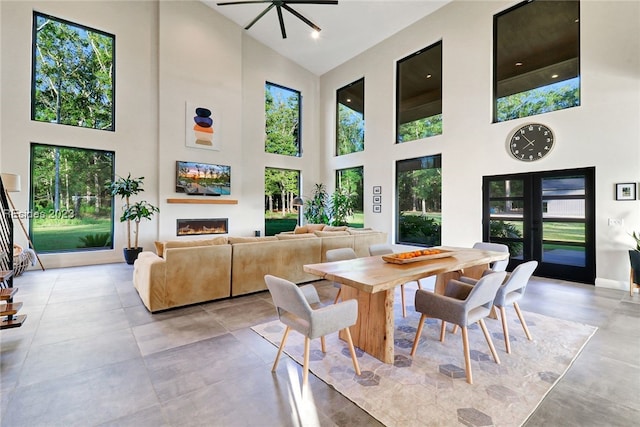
0;263;639;426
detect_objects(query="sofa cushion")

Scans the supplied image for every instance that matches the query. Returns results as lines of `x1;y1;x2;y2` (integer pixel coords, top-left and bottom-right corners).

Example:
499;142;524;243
156;236;228;257
293;225;308;234
228;236;279;244
306;223;326;232
276;233;317;240
313;230;350;237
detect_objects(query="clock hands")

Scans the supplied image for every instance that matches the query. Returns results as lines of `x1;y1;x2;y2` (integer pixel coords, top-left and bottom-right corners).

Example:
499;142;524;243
521;133;536;149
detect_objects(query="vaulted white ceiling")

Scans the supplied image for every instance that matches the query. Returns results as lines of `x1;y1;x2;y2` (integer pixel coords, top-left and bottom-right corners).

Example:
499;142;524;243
202;0;452;75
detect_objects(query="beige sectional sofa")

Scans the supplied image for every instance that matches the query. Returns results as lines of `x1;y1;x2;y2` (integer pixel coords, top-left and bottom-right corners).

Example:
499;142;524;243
132;227;387;312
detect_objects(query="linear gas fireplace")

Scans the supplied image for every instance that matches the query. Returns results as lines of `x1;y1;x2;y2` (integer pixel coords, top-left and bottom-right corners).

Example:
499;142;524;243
177;218;228;236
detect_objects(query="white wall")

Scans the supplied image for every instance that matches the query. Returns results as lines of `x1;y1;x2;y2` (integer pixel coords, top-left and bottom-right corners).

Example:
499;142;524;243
1;0;320;267
1;0;160;268
319;0;640;288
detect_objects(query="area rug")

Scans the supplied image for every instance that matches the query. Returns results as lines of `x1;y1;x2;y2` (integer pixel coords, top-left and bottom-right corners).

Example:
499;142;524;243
252;305;597;427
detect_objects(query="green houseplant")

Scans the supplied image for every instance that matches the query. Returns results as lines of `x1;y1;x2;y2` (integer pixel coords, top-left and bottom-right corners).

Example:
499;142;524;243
303;183;330;225
107;174;159;264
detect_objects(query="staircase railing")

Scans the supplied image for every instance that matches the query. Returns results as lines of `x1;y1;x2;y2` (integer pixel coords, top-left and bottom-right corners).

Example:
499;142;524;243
0;176;14;286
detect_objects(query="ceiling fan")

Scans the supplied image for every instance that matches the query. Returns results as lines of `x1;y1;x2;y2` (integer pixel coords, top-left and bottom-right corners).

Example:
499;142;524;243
216;0;338;39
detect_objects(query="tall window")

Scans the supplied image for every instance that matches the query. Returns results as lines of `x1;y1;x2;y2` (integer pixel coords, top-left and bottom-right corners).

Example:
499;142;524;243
494;0;580;122
264;167;300;235
396;41;442;143
32;12;115;130
30;144;114;253
265;82;301;156
336;78;364;155
336;166;363;228
396;154;441;246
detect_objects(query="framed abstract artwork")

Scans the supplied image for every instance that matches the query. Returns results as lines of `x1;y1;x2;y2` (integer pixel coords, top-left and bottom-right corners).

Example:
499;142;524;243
185;102;221;151
615;182;636;201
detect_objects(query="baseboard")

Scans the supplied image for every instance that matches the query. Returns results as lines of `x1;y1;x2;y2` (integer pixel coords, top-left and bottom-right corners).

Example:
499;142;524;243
595;277;627;290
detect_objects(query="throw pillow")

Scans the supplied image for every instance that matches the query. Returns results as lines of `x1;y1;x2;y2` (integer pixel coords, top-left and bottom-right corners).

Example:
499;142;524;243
293;225;309;234
306;224;326;232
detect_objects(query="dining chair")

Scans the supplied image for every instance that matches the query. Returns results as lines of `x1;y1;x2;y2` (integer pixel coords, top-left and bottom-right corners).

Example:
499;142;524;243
472;242;510;272
264;274;361;387
459;261;538;354
325;248;357;304
410;271;507;384
368;243;422;317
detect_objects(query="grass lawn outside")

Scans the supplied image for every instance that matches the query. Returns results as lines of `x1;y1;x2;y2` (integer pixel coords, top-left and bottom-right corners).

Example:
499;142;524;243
32;219;112;252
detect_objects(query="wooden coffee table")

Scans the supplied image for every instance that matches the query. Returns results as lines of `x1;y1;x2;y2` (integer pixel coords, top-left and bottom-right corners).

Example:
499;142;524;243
303;246;508;363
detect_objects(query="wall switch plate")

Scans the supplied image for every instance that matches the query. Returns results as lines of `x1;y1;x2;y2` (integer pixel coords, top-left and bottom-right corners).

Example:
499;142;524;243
608;218;624;226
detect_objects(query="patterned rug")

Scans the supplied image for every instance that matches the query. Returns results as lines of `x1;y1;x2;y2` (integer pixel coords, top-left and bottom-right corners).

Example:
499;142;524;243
252;305;597;426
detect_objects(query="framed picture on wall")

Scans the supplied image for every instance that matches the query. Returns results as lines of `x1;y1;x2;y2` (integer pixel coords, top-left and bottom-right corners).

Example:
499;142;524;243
373;195;381;204
185;102;221;151
373;204;381;213
616;182;637;200
373;186;381;195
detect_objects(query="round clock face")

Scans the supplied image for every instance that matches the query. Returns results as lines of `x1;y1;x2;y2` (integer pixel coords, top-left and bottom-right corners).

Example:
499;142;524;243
508;123;554;162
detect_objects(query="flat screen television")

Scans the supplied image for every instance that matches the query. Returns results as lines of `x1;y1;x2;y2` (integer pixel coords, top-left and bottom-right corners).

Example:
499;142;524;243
176;161;231;195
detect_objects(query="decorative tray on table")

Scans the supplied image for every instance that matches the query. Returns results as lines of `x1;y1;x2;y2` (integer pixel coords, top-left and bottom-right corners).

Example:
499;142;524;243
382;248;455;264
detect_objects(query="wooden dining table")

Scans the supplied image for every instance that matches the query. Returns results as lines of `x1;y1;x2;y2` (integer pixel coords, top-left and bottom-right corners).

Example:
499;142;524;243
303;246;509;364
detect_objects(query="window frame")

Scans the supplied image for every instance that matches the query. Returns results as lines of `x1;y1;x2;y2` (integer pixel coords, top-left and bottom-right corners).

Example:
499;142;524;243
395;41;443;144
29;143;115;253
265;81;302;157
492;0;581;122
336;78;365;156
31;11;116;131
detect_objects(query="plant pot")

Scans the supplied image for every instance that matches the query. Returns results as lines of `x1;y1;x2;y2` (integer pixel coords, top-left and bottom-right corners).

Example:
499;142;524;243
124;247;143;265
630;250;640;284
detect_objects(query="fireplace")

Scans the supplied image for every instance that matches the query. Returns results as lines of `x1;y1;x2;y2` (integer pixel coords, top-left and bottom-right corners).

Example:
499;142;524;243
177;218;228;236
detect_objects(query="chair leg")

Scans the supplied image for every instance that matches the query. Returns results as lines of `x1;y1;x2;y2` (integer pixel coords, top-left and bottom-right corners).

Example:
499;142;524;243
400;284;407;318
333;287;341;304
320;336;326;353
479;318;500;365
451;325;459;335
417;280;423;290
499;306;511;354
411;314;426;356
513;302;532;340
272;326;291;372
343;327;361;375
461;326;472;384
302;336;311;387
439;320;447;342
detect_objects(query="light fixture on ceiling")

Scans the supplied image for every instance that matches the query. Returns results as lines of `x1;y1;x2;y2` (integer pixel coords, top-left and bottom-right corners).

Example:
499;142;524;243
216;0;338;39
311;29;320;39
515;62;523;66
551;74;559;79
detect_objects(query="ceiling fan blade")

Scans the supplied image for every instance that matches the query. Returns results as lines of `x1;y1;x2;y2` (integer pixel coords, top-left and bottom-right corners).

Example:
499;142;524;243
245;3;275;30
217;1;271;5
281;4;320;32
282;1;338;4
276;5;287;39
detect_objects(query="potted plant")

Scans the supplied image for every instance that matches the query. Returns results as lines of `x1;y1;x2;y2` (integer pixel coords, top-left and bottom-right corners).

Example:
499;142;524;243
304;183;330;225
328;187;355;226
107;174;159;264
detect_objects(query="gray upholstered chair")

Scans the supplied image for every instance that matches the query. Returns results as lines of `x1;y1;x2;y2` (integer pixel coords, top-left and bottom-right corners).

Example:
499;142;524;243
265;274;361;387
326;248;357;304
368;243;422;317
472;241;510;272
460;261;538;354
410;271;507;384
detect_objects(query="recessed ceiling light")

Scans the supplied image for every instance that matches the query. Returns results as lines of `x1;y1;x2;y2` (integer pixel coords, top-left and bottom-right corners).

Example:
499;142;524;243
311;30;320;39
346;98;351;103
551;74;559;78
426;74;432;79
515;62;523;66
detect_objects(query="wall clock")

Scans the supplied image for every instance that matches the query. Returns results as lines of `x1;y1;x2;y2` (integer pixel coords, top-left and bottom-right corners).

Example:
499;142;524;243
507;123;554;162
